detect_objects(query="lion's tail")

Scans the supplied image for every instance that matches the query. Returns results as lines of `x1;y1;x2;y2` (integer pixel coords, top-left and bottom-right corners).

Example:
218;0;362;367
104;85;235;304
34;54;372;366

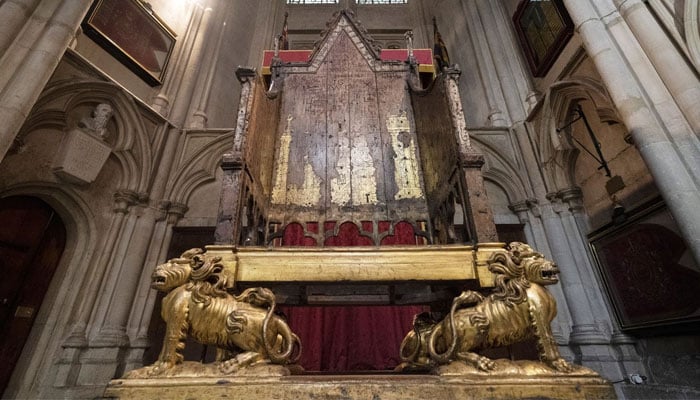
262;303;301;365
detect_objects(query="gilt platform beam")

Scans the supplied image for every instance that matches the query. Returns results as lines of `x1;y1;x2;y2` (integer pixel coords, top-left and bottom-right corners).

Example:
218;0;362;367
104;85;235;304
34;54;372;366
204;243;504;287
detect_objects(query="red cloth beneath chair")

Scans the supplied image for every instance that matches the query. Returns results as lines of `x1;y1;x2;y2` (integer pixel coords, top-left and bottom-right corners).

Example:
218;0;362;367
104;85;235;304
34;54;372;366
278;221;426;372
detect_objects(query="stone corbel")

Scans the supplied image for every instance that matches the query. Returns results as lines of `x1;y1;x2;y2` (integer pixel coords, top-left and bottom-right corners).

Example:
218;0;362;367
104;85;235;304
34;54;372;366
509;200;531;224
167;202;189;225
545;192;567;215
156;200;171;222
156;200;189;224
558;187;584;213
547;188;583;215
113;190;140;214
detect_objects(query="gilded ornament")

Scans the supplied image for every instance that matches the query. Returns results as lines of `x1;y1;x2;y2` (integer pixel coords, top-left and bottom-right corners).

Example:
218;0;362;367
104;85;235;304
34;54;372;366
387;111;423;199
126;249;301;378
271;115;321;206
399;242;573;374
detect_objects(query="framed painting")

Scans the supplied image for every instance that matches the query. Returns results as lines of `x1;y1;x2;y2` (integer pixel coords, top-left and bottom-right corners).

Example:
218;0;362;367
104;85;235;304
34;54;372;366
82;0;176;86
589;200;700;332
513;0;573;77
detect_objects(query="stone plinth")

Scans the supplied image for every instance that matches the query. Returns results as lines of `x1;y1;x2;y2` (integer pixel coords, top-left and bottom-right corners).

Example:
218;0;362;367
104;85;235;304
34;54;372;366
105;368;615;400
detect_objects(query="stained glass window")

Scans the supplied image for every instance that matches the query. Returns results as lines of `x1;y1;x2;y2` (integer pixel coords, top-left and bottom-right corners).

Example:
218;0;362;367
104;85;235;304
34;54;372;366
513;0;573;77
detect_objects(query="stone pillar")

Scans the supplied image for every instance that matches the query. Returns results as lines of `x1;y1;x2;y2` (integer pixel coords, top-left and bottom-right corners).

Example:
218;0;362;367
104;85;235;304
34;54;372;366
54;190;137;388
614;0;700;135
540;197;608;345
556;188;612;327
558;187;642;378
0;0;92;161
0;0;41;55
563;0;700;265
509;200;537;246
510;200;571;345
93;203;157;347
189;18;227;128
152;3;205;116
123;201;188;373
460;1;508;126
474;0;536;122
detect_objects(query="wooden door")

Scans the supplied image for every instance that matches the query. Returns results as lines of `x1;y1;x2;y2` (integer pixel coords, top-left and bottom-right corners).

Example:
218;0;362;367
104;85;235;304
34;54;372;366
0;196;66;393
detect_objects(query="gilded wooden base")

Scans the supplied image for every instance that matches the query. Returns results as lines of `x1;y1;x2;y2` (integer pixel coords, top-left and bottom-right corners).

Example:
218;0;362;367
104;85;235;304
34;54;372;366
104;369;616;400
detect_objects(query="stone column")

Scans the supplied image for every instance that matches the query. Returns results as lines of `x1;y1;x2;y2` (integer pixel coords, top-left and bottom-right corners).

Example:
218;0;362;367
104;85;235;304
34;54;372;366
509;200;537;246
189;18;227;128
474;0;536;122
556;188;612;327
614;0;700;135
0;0;41;55
92;200;155;348
54;190;138;388
152;3;204;116
558;187;644;378
460;1;508;126
512;200;573;345
0;0;92;161
124;201;188;373
540;197;608;345
563;0;700;265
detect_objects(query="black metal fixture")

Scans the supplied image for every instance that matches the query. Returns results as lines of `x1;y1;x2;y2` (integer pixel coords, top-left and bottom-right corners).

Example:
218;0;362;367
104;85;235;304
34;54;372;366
556;104;612;177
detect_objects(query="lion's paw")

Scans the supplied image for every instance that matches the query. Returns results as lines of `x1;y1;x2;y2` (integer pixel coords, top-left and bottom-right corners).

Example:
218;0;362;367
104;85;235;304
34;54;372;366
549;358;574;373
476;356;496;371
133;361;175;377
219;358;241;374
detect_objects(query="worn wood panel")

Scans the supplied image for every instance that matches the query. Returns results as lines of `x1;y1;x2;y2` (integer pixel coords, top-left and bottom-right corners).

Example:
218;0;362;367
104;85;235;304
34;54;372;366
376;72;428;223
246;76;282;199
411;78;459;206
268;31;429;228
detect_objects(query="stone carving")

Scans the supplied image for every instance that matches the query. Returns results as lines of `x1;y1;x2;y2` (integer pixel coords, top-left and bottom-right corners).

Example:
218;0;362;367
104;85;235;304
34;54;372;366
126;249;301;378
398;242;573;374
79;103;113;139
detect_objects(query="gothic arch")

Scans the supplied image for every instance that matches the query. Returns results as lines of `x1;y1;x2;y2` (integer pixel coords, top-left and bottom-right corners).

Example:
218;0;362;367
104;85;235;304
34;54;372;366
538;77;620;192
0;182;97;394
470;138;530;206
24;79;156;193
166;132;234;206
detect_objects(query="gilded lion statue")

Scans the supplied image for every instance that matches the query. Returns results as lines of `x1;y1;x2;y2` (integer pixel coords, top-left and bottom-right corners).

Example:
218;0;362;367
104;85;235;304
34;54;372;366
131;249;301;377
399;242;572;373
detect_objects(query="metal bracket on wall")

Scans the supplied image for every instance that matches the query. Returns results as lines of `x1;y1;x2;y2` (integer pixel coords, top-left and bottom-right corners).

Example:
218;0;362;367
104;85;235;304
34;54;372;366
556;104;612;177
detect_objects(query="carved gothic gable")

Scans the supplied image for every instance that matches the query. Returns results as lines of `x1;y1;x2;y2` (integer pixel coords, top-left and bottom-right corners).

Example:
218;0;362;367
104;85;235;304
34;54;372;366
268;11;428;225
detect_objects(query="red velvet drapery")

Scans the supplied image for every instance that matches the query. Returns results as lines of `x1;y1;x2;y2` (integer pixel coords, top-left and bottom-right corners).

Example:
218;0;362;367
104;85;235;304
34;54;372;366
279;221;427;372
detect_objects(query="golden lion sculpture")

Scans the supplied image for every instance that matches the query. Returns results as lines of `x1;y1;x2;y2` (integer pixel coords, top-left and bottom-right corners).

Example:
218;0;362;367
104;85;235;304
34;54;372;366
399;242;572;373
131;249;300;377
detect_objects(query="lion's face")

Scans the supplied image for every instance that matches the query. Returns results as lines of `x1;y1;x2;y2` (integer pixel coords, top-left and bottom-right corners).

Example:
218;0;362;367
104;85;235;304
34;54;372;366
522;253;559;286
151;259;192;292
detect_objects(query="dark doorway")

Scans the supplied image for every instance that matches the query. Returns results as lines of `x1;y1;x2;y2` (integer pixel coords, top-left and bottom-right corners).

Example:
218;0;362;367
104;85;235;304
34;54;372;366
0;196;67;393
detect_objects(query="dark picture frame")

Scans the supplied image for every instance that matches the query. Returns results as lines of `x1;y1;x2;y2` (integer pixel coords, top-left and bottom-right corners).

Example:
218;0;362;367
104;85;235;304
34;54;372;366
82;0;176;86
513;0;573;77
589;200;700;332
